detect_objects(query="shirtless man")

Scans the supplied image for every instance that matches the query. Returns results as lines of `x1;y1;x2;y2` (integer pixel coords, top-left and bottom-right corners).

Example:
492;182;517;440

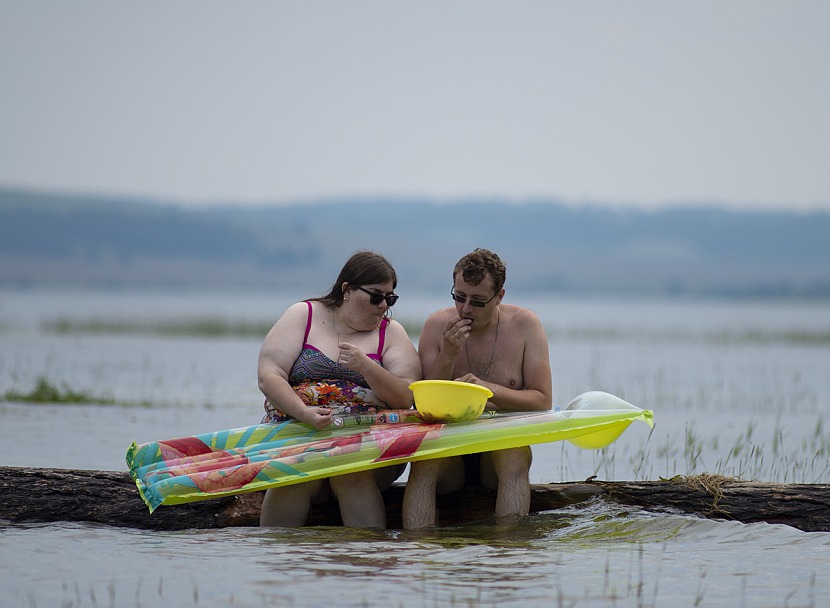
402;248;553;529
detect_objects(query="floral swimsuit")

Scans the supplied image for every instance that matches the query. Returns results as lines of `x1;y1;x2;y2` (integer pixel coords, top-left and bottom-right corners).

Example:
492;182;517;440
261;301;390;423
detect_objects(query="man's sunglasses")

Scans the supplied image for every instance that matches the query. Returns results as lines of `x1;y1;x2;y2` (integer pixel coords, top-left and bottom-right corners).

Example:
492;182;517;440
450;289;497;308
356;286;399;307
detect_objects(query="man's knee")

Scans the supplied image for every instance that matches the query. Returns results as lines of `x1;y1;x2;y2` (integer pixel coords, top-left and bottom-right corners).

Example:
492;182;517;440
481;447;532;487
409;457;464;494
495;446;531;470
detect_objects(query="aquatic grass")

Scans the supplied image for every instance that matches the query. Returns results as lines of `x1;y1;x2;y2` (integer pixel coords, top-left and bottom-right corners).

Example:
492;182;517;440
628;430;655;481
41;315;425;339
707;328;830;347
0;375;177;408
620;414;830;484
40;315;830;345
684;423;705;474
710;417;830;484
45;574;210;608
35;560;818;608
1;376;116;405
584;422;709;484
550;325;830;347
576;403;830;484
42;316;276;338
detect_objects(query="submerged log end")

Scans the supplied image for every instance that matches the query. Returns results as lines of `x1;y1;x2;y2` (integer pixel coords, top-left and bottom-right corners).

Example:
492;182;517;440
597;476;830;533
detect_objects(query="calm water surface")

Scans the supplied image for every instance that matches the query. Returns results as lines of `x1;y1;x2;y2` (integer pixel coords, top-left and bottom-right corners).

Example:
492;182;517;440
2;289;829;607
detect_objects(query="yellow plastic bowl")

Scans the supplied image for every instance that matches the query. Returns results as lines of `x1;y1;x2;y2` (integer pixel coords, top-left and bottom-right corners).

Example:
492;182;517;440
410;380;493;422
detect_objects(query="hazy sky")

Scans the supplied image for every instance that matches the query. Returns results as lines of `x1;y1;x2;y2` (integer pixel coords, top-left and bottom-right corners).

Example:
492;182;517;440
2;1;829;211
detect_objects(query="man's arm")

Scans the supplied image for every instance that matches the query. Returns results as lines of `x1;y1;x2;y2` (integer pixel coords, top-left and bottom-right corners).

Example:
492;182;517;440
418;310;462;380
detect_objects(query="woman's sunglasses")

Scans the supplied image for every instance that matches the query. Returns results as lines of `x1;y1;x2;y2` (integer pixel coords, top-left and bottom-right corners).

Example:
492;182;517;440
356;286;399;307
450;289;497;308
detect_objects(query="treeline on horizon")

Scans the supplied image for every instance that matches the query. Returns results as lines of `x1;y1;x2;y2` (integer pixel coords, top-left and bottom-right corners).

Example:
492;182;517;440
1;187;829;298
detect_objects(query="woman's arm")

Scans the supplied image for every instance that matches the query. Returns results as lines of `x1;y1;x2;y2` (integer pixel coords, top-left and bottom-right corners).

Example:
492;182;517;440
257;302;333;429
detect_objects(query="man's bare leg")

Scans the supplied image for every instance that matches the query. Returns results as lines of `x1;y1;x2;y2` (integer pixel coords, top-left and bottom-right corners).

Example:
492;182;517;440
481;447;532;518
402;457;465;529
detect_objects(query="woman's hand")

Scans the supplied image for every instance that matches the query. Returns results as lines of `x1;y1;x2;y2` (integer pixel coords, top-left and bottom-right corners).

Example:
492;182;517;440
337;342;371;373
298;406;334;430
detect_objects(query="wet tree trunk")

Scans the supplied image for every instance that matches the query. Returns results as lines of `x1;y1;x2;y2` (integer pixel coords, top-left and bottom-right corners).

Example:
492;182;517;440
2;467;829;532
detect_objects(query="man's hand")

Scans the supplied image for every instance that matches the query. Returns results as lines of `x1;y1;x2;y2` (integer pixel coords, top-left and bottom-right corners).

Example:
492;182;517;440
442;317;472;350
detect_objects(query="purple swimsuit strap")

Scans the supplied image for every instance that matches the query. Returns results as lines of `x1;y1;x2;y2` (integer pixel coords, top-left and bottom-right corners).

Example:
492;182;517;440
376;317;388;358
302;301;313;345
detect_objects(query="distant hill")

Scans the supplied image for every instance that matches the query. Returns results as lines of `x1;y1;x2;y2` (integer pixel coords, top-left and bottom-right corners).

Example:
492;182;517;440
2;187;829;298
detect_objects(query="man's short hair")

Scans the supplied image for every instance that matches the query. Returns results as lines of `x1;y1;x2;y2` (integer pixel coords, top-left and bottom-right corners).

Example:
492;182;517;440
453;248;506;292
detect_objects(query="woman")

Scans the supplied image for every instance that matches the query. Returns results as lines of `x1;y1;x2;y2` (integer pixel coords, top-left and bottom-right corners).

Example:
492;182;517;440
258;251;421;528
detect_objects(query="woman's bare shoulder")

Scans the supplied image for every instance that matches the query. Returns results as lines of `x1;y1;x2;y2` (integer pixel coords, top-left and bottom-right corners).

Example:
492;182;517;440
277;300;312;323
264;300;311;338
386;318;414;339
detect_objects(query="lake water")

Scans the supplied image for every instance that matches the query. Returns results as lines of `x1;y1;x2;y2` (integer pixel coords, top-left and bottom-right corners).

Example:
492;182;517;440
2;288;829;607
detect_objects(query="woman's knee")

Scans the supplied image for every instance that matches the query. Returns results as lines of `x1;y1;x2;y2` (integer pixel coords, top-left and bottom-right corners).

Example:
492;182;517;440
264;479;326;505
329;470;376;498
260;480;327;527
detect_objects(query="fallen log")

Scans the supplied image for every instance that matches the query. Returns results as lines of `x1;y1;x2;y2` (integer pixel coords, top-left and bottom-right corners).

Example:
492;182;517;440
2;467;829;532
